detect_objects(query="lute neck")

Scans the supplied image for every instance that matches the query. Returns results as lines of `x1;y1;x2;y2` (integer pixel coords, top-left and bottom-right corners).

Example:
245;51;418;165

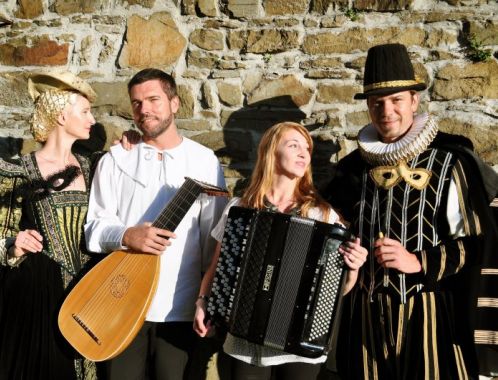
152;178;204;231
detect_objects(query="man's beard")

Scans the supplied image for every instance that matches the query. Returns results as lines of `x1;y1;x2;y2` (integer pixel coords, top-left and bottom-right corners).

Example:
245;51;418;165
137;114;173;139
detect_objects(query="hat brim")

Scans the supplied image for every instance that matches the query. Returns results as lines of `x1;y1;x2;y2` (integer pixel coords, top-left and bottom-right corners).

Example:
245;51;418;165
354;82;426;100
28;71;97;103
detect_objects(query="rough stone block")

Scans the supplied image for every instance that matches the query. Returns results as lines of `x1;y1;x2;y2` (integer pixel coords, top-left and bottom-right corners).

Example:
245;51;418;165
304;26;426;54
177;84;195;119
198;0;219;16
91;81;132;118
467;20;498;45
345;110;370;127
226;0;261;18
263;0;309;15
217;81;243;106
202;82;216;109
176;119;212;131
303;29;369;54
274;18;301;27
211;70;241;78
433;60;498;100
52;0;99;15
190;29;224;51
246;29;300;53
317;84;361;103
181;0;196;15
0;72;32;107
187;50;219;69
247;75;313;107
227;30;247;50
118;13;186;68
321;14;348;28
354;0;413;11
0;37;69;66
311;0;347;14
306;70;351;79
125;0;155;8
425;28;458;48
439;117;498;163
15;0;43;19
300;57;343;69
191;130;225;152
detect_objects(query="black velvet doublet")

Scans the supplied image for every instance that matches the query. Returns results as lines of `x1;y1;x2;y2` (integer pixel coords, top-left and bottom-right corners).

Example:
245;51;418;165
326;132;493;380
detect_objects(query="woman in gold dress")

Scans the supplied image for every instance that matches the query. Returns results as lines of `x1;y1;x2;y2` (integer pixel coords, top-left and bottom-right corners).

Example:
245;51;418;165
0;71;98;379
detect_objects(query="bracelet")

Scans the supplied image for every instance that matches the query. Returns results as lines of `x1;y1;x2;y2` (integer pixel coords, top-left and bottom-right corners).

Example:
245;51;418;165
197;295;209;302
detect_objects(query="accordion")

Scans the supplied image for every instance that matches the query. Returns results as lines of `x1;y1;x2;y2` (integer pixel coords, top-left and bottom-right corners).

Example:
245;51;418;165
207;206;351;358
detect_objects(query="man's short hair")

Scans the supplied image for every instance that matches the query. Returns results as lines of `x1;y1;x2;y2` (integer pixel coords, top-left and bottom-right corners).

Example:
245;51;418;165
128;68;177;100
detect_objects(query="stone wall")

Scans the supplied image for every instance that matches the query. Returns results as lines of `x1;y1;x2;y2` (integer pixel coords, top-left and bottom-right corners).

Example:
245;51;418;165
1;0;497;193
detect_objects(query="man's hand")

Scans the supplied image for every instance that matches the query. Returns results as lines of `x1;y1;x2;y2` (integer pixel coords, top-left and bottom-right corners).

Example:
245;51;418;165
113;129;142;151
374;237;422;273
122;222;176;255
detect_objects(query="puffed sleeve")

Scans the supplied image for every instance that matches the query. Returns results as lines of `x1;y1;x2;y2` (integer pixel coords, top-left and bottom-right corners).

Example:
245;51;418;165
414;159;481;285
0;159;26;266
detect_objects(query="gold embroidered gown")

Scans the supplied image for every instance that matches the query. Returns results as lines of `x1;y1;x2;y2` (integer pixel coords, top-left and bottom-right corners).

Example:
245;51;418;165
0;153;97;380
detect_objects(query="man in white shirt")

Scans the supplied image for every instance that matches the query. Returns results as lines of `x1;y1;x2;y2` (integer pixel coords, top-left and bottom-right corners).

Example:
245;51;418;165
85;68;227;380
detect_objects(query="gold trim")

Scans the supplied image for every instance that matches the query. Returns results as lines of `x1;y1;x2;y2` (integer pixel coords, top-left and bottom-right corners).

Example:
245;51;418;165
478;297;498;308
482;268;498;275
364;79;421;92
437;245;446;281
456;240;465;273
475;330;498;345
453;344;467;380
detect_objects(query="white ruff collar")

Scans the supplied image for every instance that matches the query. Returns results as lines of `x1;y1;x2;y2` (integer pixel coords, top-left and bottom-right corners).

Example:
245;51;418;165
357;113;439;166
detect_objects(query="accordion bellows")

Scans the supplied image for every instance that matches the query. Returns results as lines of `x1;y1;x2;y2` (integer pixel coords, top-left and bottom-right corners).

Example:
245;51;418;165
207;206;351;358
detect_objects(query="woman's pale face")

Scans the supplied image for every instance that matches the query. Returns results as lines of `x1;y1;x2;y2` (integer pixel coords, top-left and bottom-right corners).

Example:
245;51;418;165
275;129;311;179
63;95;95;140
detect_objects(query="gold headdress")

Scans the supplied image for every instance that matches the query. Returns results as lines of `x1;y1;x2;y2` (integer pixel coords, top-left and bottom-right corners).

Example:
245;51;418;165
28;71;97;142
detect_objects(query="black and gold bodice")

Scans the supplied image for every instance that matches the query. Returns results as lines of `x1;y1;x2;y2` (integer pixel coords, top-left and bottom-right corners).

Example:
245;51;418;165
0;153;91;286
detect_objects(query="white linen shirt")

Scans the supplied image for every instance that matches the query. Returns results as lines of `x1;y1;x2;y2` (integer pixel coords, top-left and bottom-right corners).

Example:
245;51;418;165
85;138;227;322
211;197;341;366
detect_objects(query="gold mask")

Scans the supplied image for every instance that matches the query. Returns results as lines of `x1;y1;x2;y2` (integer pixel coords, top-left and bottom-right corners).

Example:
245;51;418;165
370;161;432;190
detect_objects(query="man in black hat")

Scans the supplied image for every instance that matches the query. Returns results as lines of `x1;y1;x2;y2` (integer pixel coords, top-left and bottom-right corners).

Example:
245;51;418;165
325;43;498;379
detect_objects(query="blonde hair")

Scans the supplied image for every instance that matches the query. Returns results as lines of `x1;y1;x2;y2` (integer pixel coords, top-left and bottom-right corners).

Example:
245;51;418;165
240;121;330;221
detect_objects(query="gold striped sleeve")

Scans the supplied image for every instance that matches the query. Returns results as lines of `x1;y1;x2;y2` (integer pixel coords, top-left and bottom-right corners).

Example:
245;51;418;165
452;160;481;235
482;268;498;275
423;293;439;379
455;240;466;273
452;344;468;380
475;330;498;345
477;298;498;308
437;245;446;281
420;249;427;274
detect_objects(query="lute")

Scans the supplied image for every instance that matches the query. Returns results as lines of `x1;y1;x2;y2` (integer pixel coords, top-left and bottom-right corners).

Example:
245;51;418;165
58;177;228;361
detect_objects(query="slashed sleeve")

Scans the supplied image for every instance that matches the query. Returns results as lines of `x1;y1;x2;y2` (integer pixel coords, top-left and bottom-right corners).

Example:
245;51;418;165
414;159;481;285
0;159;26;266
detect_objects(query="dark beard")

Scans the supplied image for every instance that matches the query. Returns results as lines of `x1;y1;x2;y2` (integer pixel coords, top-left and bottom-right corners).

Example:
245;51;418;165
138;114;173;139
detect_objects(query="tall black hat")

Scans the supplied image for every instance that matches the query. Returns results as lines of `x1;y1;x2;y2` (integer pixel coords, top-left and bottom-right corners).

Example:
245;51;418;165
354;43;426;99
